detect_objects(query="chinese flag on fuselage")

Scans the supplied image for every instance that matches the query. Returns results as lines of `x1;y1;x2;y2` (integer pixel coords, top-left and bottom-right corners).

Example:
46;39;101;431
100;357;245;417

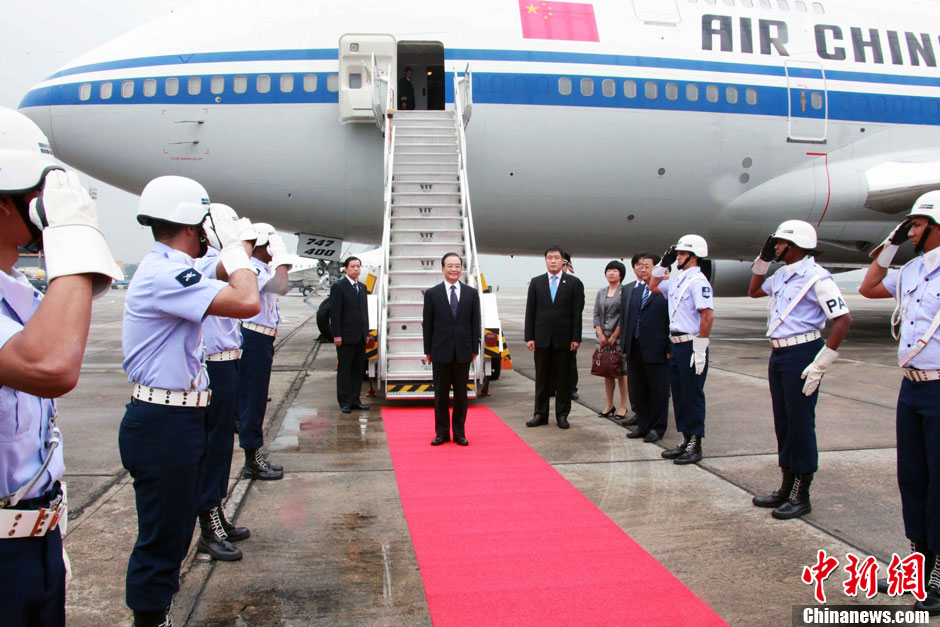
518;0;599;42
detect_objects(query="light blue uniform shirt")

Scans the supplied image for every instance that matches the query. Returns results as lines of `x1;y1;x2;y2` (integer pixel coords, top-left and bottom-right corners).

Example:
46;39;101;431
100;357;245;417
761;256;849;339
0;269;64;500
195;249;242;354
123;242;226;391
883;248;940;369
658;266;714;334
244;258;279;329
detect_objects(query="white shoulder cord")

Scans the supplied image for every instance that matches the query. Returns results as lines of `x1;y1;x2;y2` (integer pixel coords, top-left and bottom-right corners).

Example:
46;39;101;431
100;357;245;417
669;272;706;319
892;259;918;341
215;315;239;336
766;275;821;337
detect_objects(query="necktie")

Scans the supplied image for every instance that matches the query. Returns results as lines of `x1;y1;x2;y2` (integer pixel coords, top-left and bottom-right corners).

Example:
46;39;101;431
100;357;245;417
550;275;558;302
635;285;648;339
450;285;458;316
354;282;359;294
640;284;650;309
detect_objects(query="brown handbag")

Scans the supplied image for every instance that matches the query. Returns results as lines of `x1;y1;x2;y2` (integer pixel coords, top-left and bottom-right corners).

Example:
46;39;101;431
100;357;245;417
591;345;622;378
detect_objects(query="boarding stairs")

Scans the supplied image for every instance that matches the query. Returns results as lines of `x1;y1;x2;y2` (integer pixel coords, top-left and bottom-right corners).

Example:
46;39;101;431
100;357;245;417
376;67;482;399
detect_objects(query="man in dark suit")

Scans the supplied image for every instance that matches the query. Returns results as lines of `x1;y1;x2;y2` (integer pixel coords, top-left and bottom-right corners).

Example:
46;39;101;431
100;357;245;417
330;256;370;413
398;67;416;110
623;253;671;442
423;253;481;446
525;245;585;429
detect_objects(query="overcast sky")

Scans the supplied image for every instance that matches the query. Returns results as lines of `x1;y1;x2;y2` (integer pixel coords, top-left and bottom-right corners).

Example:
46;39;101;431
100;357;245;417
0;1;622;288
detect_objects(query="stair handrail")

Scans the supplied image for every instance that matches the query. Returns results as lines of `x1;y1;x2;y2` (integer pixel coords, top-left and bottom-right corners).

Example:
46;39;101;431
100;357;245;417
378;123;397;384
371;53;385;133
453;66;484;383
461;62;472;128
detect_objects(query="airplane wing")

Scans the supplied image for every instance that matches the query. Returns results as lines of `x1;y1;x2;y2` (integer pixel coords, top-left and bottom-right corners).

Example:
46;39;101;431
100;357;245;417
864;153;940;214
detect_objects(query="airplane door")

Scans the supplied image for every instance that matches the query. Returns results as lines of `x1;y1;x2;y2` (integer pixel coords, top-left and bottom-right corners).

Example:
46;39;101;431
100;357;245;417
338;34;396;123
785;60;827;143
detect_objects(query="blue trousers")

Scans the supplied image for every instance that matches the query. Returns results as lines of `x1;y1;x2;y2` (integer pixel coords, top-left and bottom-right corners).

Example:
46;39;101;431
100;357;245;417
198;360;238;512
239;328;274;451
896;378;940;554
768;338;822;474
668;340;707;437
119;400;207;612
0;485;65;627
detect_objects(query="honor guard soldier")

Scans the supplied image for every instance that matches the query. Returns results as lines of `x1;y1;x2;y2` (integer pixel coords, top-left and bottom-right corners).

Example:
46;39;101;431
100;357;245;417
748;220;851;519
191;204;257;562
0;108;122;627
860;192;940;616
237;222;291;480
121;176;260;627
649;235;714;464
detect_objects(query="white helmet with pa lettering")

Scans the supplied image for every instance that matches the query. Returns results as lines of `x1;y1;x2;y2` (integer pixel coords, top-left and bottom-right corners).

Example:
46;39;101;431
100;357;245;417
252;222;275;247
772;219;817;250
675;234;708;258
136;176;210;226
0;107;60;194
908;190;940;225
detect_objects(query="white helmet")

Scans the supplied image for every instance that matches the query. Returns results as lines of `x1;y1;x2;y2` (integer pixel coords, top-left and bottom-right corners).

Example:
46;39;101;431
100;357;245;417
137;176;210;226
0;107;60;193
908;190;940;225
675;234;708;258
772;219;817;249
205;203;238;250
252;222;275;247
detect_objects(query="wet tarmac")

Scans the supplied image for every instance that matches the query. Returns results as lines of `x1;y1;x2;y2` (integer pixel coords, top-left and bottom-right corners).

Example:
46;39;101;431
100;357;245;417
56;287;933;626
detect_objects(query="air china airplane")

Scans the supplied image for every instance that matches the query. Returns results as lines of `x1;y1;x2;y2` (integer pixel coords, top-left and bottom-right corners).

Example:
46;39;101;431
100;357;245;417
16;0;940;293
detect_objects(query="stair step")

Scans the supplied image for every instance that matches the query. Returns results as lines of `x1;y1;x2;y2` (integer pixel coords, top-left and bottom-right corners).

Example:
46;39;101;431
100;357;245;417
392;193;460;205
393;163;459;174
389;256;451;272
390;230;464;244
396;135;458;146
388;286;432;302
392;182;460;194
391;217;463;230
395;126;457;136
394;153;459;164
392;173;460;184
394;144;457;155
390;242;465;258
387;336;425;352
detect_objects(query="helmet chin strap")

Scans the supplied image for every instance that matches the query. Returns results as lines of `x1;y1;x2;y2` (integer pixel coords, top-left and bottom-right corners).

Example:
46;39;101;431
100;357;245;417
197;225;209;258
915;223;934;254
774;243;791;263
677;254;692;270
12;195;43;254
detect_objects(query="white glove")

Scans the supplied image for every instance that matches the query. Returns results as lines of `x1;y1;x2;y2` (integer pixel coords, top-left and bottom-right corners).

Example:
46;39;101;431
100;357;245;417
268;233;293;269
651;266;667;279
690;336;709;375
208;205;252;275
236;217;257;242
751;257;771;276
30;170;123;299
801;345;838;396
870;218;913;268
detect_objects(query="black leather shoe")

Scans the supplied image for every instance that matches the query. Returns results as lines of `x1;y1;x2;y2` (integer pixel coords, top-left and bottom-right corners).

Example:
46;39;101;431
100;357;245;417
644;430;663;443
557;416;570;429
626;429;648;439
570;392;580;400
753;468;794;508
772;473;813;519
915;585;940;615
340;405;351;414
662;434;691;459
352;402;370;410
243;449;283;480
197;510;243;561
216;506;250;543
621;415;638;427
455;437;469;446
598;407;616;417
526;416;548;427
134;608;173;627
431;437;448;446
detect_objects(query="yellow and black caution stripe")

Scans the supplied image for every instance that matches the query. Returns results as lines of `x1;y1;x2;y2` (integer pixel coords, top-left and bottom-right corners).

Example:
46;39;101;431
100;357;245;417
500;333;513;370
366;329;378;360
386;382;476;394
364;272;377;294
483;328;513;371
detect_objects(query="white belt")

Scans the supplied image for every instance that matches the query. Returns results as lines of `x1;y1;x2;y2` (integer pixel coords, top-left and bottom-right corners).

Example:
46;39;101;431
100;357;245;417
902;368;940;382
669;334;695;344
206;349;242;362
770;331;821;349
132;384;211;407
0;486;66;539
241;321;277;337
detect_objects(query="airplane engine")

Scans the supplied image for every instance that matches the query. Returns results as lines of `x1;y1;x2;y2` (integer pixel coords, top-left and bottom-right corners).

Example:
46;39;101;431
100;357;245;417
700;259;762;298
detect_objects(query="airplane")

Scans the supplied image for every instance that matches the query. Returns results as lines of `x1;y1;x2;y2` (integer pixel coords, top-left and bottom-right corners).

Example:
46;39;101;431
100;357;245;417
16;0;940;300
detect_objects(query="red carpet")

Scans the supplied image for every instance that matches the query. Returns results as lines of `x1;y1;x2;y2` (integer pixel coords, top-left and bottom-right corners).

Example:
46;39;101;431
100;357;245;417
382;406;728;626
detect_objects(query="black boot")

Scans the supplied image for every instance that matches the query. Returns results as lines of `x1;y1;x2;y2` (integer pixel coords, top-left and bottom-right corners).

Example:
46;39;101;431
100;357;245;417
243;449;283;480
197;510;242;561
915;547;940;616
772;473;813;519
674;434;703;465
753;467;795;508
216;505;250;543
661;433;690;460
134;607;173;627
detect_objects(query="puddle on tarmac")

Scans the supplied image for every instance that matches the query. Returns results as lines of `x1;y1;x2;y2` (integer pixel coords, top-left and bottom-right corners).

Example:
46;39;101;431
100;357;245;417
270;405;381;453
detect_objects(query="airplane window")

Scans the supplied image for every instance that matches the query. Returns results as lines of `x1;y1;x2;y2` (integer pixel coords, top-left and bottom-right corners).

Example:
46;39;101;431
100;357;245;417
143;79;156;97
812;2;824;12
624;80;637;98
777;0;789;9
858;95;869;112
558;77;572;96
303;74;317;92
929;101;938;116
122;81;134;98
234;76;247;94
602;79;615;97
893;98;904;114
100;82;113;100
491;76;504;93
580;78;594;97
165;78;179;97
347;73;361;89
706;85;719;102
686;84;699;101
537;77;549;95
759;0;771;7
327;74;339;92
79;83;91;101
257;75;271;93
726;86;739;104
665;83;678;100
280;74;294;93
211;76;224;95
795;0;807;10
911;99;920;115
514;77;526;95
645;81;658;99
810;92;824;109
188;77;202;96
746;87;758;104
